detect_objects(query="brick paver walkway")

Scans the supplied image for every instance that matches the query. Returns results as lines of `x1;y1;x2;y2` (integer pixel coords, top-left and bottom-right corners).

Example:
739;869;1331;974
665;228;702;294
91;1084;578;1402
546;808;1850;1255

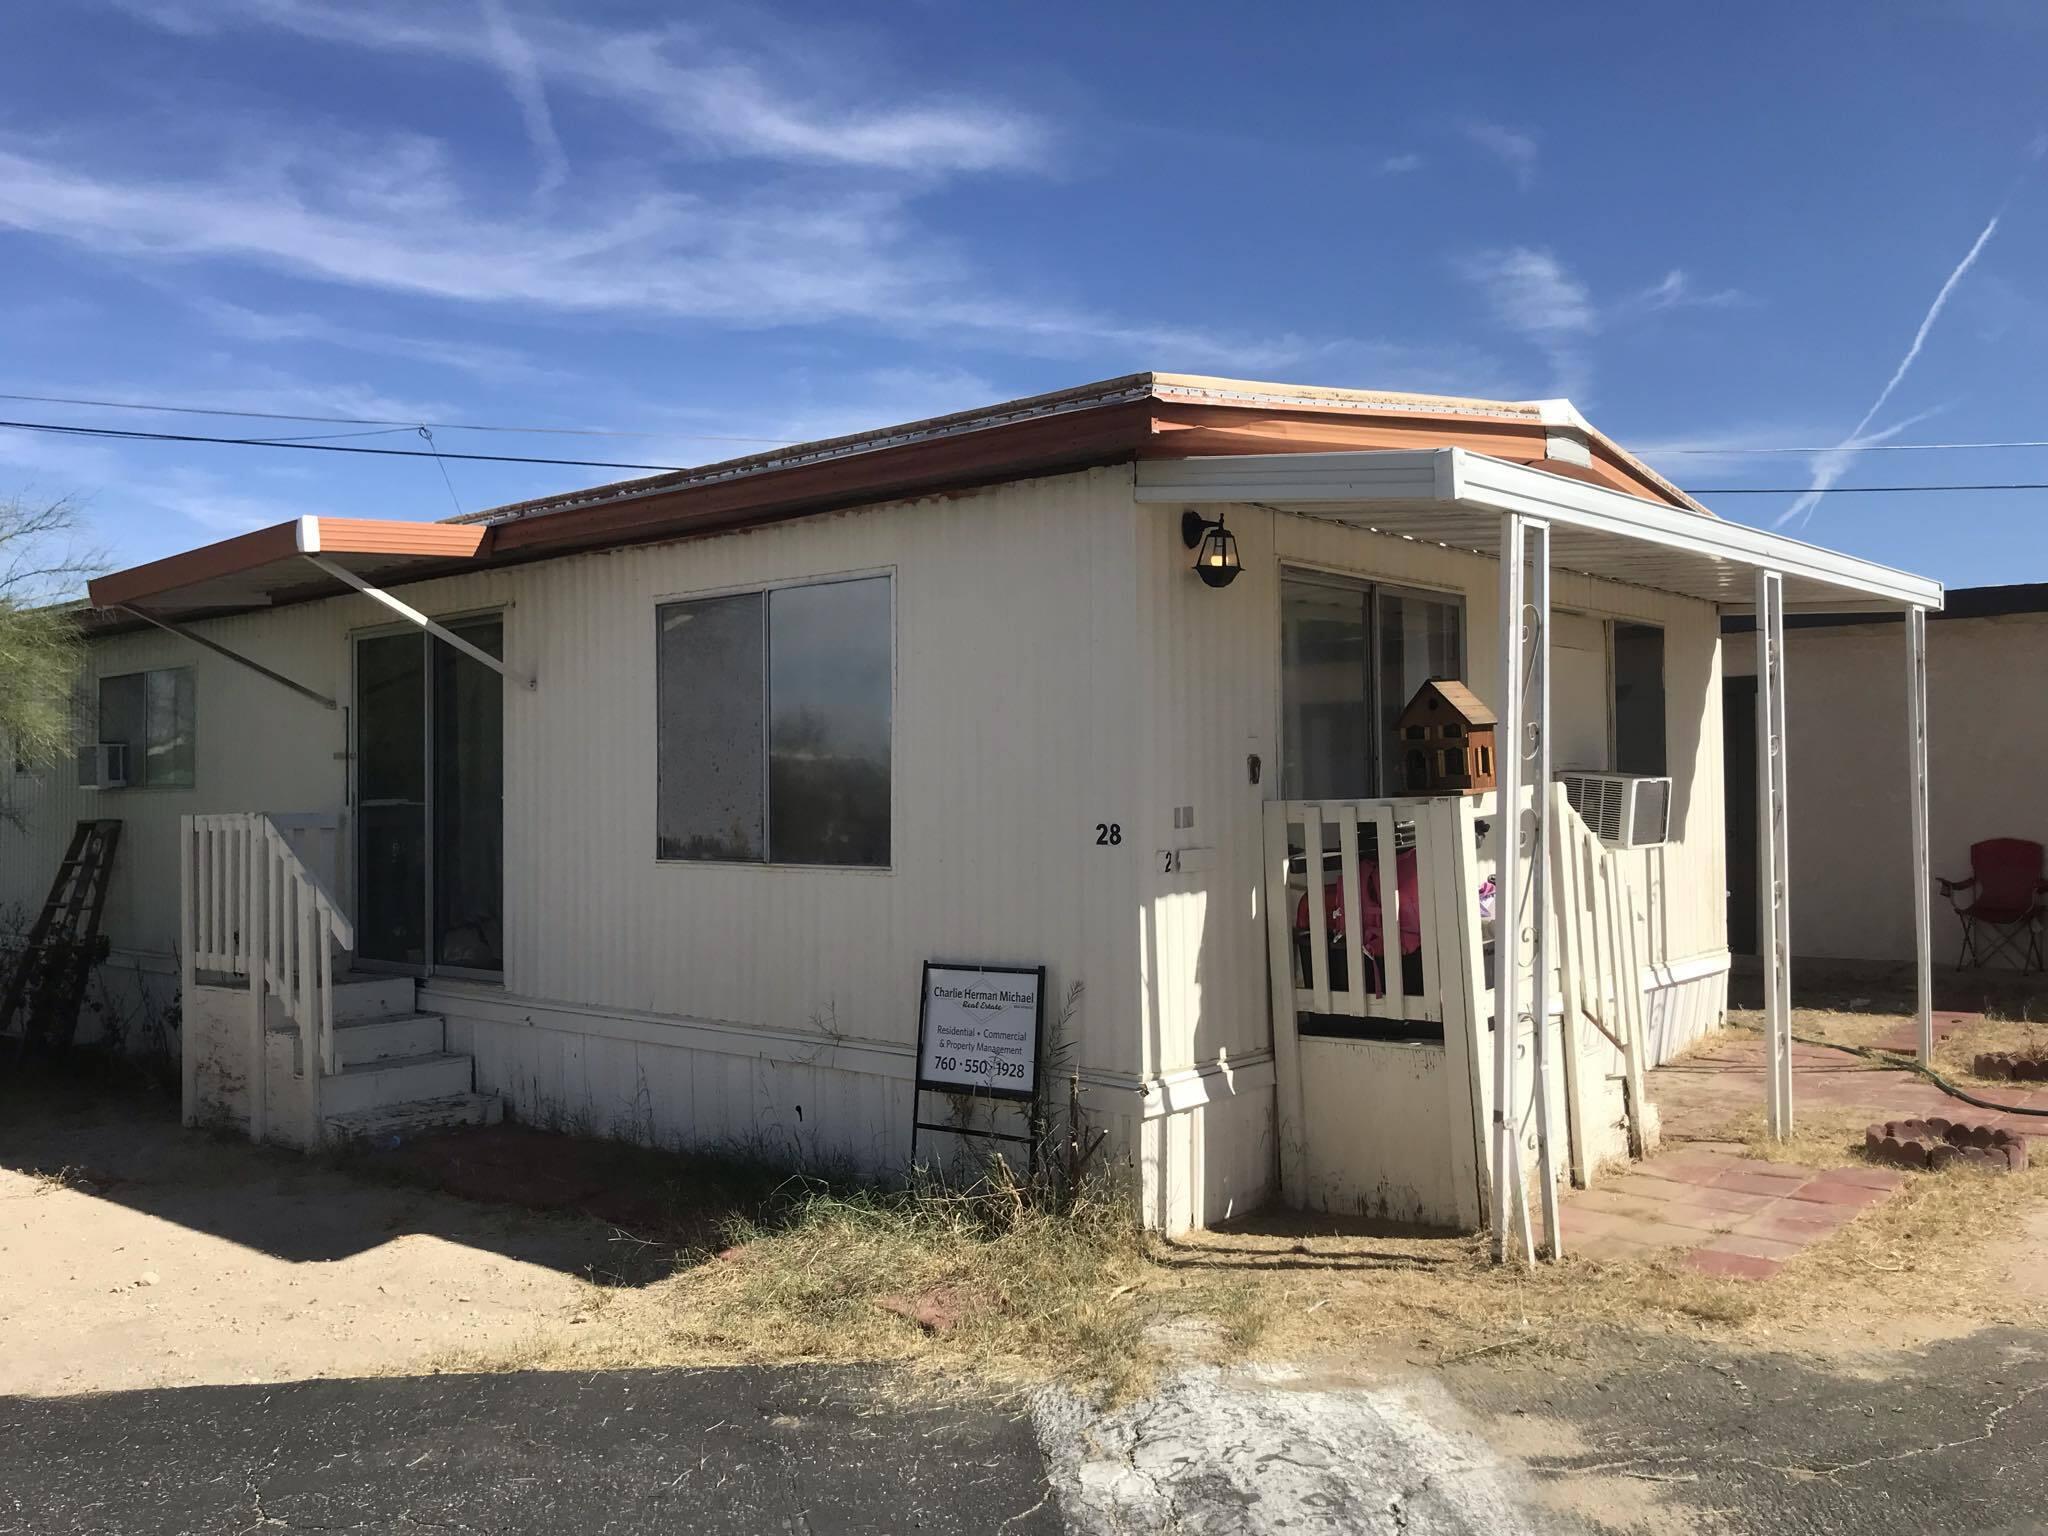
1556;1025;2048;1278
1556;1144;1903;1278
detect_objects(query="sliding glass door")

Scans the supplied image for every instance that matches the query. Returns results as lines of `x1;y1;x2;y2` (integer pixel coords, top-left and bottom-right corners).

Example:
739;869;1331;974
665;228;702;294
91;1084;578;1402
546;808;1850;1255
353;615;504;976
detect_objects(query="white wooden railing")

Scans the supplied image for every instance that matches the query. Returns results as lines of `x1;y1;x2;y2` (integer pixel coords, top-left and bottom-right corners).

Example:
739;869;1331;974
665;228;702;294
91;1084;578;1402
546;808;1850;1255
180;812;354;1141
1264;788;1663;1217
1545;785;1652;1162
1263;792;1499;1027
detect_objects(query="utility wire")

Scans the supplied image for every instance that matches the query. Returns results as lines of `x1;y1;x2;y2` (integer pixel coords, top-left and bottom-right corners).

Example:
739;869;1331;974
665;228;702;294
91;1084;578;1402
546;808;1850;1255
0;390;789;444
417;426;465;517
6;414;2047;493
1671;439;2048;454
1696;484;2048;494
0;417;694;471
13;386;2048;460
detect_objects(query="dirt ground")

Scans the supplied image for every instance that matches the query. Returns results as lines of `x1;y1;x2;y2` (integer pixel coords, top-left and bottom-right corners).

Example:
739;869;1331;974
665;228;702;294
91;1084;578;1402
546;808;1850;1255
0;1078;623;1397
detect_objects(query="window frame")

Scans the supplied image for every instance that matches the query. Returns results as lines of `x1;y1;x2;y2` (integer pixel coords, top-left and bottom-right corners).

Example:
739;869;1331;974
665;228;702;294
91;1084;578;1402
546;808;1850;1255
654;567;897;873
1276;565;1467;800
1609;619;1668;777
87;664;196;790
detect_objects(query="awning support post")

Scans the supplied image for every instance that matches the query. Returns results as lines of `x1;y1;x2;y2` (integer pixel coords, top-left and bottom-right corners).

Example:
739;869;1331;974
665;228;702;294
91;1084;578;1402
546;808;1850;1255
1526;520;1562;1259
302;554;521;684
1756;569;1794;1138
1906;605;1933;1063
118;605;338;711
1492;510;1540;1265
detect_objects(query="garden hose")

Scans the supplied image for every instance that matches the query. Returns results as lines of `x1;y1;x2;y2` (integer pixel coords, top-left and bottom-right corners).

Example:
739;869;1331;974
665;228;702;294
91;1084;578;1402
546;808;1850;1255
1727;1019;2048;1118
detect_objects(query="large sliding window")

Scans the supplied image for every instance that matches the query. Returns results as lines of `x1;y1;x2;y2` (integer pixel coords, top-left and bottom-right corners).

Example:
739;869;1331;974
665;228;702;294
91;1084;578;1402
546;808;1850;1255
657;575;892;867
1280;572;1462;800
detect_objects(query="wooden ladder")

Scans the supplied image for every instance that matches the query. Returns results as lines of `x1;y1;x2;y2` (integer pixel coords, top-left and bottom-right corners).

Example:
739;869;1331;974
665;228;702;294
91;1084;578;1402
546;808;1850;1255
1;819;123;1056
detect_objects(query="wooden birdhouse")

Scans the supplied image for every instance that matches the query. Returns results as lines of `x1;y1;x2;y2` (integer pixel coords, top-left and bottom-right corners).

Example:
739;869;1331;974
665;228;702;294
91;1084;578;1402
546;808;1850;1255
1395;679;1497;795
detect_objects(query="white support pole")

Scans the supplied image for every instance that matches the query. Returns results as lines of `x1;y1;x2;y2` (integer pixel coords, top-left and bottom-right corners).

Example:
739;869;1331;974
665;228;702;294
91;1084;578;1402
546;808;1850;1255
1527;522;1562;1260
178;815;197;1128
1756;570;1794;1138
1907;605;1933;1064
1492;511;1535;1264
302;554;522;683
244;818;266;1145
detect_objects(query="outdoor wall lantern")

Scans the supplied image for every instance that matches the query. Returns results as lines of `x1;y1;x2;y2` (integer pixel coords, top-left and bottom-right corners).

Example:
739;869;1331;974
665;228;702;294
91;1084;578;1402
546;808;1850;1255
1182;510;1242;588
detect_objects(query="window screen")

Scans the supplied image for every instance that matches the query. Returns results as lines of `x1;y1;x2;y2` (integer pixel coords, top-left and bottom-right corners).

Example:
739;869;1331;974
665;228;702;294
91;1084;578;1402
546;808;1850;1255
656;592;766;861
657;576;891;867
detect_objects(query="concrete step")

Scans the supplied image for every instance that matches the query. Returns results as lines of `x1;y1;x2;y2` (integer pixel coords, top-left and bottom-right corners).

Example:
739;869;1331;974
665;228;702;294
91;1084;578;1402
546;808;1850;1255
330;1012;446;1068
325;1092;502;1146
320;1051;475;1116
328;973;419;1023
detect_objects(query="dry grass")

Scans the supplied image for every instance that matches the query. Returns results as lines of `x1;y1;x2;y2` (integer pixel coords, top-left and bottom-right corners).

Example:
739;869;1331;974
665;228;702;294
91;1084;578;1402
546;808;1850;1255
434;1007;2048;1394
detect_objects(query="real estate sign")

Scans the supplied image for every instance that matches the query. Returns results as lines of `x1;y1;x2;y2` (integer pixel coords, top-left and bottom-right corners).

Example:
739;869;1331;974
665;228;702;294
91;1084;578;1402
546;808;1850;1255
915;962;1044;1102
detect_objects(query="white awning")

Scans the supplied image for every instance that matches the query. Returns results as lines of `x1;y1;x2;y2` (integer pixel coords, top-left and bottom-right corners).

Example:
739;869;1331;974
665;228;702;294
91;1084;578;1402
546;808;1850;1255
1135;448;1944;613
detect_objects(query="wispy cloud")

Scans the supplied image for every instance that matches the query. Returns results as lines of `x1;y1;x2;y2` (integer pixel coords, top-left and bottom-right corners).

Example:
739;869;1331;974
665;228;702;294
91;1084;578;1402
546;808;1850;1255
1623;269;1751;315
1775;212;2001;527
1378;153;1422;175
0;140;1323;373
1459;249;1749;400
110;0;1049;176
478;0;568;197
191;297;562;382
1458;247;1595;395
1460;119;1538;189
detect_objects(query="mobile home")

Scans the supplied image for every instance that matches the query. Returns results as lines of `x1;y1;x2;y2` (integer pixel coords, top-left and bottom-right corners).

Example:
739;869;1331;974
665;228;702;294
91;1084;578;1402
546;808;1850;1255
0;374;1944;1234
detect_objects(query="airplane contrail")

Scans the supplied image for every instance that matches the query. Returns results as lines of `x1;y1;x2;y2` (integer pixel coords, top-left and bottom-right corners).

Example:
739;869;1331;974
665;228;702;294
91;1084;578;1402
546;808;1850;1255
1776;213;2001;527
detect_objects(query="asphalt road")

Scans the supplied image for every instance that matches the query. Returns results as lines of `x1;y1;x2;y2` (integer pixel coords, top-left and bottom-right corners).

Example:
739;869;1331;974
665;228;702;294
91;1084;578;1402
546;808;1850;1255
0;1365;1063;1536
1447;1325;2048;1535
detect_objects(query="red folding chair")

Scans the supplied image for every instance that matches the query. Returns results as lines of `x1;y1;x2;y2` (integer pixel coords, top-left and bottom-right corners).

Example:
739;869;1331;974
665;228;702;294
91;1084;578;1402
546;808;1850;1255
1938;838;2048;972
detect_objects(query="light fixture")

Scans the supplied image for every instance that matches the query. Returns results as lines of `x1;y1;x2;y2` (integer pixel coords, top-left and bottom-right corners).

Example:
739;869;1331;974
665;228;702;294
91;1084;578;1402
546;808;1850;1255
1182;510;1242;589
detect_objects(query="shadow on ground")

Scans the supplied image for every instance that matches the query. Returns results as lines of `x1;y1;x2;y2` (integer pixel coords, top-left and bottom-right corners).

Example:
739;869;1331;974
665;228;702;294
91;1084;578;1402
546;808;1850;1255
0;1068;785;1285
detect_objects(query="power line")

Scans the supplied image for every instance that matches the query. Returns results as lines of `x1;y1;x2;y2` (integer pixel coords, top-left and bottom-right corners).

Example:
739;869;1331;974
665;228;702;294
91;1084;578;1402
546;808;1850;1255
6;413;2045;493
1671;439;2048;455
0;390;791;444
0;417;693;471
1697;483;2048;494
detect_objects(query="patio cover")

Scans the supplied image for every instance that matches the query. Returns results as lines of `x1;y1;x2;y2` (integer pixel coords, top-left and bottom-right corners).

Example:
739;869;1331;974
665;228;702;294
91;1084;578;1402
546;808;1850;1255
87;515;487;621
1134;447;1942;612
1140;447;1944;1265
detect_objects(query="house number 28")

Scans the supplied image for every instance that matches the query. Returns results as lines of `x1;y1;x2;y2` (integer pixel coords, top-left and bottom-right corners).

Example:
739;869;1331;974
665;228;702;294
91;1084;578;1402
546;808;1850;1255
1094;822;1122;846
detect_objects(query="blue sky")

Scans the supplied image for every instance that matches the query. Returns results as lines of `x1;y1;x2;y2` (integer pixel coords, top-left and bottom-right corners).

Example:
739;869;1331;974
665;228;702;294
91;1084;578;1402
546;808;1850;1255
3;2;2046;590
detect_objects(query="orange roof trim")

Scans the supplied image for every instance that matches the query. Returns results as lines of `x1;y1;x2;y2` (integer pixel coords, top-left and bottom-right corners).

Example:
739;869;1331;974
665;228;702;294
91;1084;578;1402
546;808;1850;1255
88;516;486;612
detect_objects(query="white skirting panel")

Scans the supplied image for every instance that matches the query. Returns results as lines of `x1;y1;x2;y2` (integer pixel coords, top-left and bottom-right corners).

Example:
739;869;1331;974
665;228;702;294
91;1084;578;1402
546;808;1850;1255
1641;952;1731;1066
425;984;1276;1232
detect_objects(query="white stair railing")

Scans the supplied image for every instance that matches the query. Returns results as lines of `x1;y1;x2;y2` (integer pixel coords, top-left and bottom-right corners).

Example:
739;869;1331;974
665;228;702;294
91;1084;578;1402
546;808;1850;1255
181;812;354;1141
1546;785;1652;1165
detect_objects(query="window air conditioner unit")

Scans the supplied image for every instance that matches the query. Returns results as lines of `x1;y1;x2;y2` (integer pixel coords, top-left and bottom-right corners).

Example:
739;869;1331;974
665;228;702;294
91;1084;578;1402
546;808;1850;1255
1557;770;1671;849
84;741;130;790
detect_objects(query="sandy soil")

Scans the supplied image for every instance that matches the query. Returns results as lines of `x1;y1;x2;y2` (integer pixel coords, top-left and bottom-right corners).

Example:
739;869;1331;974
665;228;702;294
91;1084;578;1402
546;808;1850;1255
0;1087;620;1398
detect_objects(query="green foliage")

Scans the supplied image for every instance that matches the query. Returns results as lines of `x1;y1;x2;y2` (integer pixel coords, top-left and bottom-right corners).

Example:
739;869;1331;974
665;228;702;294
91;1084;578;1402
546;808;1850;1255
0;598;81;769
0;496;98;802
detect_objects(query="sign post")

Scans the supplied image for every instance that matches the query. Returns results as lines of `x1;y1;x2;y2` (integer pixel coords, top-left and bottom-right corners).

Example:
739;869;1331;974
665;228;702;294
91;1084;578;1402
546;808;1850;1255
910;961;1047;1170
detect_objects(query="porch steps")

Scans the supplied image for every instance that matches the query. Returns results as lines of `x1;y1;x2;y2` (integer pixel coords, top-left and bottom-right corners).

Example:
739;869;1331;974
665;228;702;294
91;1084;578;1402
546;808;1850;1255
331;1012;446;1067
325;1092;503;1145
321;1050;476;1116
329;973;421;1022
